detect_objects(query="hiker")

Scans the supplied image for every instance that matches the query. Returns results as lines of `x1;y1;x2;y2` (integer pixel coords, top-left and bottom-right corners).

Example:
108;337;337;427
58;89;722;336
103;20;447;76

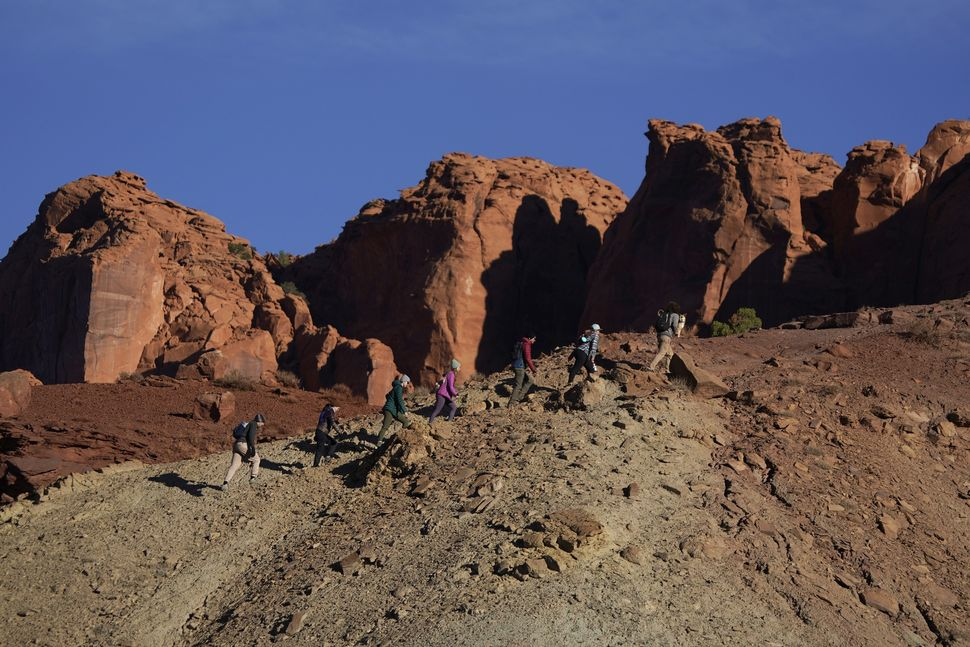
313;404;340;466
429;359;461;424
376;374;413;446
649;301;684;372
584;323;602;370
567;332;598;384
509;335;537;405
221;413;264;490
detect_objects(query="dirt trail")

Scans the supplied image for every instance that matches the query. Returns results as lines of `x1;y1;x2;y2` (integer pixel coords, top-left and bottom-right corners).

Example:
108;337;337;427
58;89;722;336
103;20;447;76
2;303;968;646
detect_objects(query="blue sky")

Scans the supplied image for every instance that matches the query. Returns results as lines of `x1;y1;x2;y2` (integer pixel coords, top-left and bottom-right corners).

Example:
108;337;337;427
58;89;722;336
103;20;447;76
1;0;968;255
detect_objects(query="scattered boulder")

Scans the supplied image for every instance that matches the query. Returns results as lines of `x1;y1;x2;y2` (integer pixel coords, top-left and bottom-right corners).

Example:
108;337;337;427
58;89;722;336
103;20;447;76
336;552;363;576
860;588;900;616
564;378;606;409
669;353;729;398
192;391;236;422
802;312;871;330
0;370;40;418
620;545;644;565
285;611;307;636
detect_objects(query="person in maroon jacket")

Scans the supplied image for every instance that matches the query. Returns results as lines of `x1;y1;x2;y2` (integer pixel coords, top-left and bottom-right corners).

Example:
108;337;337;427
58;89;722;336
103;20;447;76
508;335;537;405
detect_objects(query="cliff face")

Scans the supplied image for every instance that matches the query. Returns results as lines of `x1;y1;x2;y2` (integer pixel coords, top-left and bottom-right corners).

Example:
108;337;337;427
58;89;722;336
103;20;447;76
582;117;842;331
584;117;970;332
285;153;627;383
0;171;397;404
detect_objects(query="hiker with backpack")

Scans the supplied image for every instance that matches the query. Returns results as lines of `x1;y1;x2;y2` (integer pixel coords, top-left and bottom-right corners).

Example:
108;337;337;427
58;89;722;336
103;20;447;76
221;413;265;490
584;323;602;370
313;404;340;466
567;332;598;384
509;335;537;405
375;374;413;446
649;302;684;372
429;359;461;424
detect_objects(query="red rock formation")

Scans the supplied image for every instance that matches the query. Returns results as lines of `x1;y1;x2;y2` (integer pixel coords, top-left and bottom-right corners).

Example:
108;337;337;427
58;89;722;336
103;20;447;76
285;153;626;383
916;121;970;303
828;141;924;306
293;325;398;406
0;171;293;384
0;370;41;418
582;117;843;331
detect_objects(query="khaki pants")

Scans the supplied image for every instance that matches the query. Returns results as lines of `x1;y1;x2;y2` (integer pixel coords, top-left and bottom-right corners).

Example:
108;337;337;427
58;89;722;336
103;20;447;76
224;440;260;483
649;335;674;372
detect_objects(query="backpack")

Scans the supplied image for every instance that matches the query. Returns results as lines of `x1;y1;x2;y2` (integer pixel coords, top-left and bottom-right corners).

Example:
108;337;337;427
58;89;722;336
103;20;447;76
232;421;249;440
654;311;677;334
511;340;524;363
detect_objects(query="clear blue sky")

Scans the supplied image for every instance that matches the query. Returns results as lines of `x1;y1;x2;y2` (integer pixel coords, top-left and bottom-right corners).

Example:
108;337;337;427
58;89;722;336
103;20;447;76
2;1;968;256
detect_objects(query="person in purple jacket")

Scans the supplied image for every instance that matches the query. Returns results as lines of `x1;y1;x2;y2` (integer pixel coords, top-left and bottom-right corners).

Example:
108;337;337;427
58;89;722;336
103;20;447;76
428;359;461;424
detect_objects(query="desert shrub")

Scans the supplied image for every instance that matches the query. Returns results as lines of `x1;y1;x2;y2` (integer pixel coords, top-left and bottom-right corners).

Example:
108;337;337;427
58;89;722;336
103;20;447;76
214;370;257;391
411;384;431;398
277;370;301;388
276;251;294;267
116;372;145;384
903;319;945;347
711;307;762;336
280;281;306;299
228;242;252;260
668;375;693;391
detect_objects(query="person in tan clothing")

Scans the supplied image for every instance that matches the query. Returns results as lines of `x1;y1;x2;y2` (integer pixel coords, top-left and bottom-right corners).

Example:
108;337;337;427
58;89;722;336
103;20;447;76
221;414;265;490
649;302;684;372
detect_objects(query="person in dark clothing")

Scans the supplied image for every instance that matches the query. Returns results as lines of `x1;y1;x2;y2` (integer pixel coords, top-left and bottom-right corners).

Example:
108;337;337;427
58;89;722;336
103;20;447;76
567;334;598;384
429;359;461;424
376;375;412;445
221;413;265;490
313;404;340;466
509;336;537;405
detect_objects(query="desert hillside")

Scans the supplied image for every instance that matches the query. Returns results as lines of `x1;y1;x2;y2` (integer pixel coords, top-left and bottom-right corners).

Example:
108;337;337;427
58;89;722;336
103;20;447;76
2;299;967;646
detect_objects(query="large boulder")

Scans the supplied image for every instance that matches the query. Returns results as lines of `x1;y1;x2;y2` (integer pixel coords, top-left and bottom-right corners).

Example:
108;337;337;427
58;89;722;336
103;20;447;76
192;391;237;422
582;117;844;331
293;325;398;405
669;353;729;399
0;370;41;418
283;153;626;384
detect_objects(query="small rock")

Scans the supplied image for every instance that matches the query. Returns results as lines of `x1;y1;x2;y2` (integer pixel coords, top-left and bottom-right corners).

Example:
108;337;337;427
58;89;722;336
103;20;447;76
900;445;916;458
358;542;378;564
660;483;682;496
336;553;363;576
871;404;898;420
519;532;545;549
620;545;643;565
624;482;640;498
861;588;899;616
285;611;307;636
409;476;433;497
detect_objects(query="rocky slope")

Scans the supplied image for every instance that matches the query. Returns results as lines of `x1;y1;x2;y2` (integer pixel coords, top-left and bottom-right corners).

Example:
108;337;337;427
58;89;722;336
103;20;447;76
583;118;970;332
1;301;967;646
283;153;627;384
0;171;397;404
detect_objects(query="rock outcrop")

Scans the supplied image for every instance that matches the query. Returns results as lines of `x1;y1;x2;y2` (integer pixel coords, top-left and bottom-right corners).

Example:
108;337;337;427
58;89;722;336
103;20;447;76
0;172;395;403
916;121;970;304
0;171;293;384
284;153;626;383
293;325;398;406
582;117;843;331
827;141;924;306
0;370;41;418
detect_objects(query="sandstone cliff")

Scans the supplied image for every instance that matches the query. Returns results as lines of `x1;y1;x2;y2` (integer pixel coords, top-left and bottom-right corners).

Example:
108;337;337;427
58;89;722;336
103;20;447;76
582;117;843;331
0;172;396;404
284;153;627;383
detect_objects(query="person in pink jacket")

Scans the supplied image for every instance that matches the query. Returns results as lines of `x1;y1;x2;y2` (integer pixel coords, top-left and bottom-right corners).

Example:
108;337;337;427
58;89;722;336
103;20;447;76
428;359;461;424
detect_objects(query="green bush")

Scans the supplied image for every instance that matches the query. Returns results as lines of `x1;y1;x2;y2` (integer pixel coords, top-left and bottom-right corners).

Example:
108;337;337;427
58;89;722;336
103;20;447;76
280;281;306;299
228;242;252;260
711;307;762;336
276;251;294;267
